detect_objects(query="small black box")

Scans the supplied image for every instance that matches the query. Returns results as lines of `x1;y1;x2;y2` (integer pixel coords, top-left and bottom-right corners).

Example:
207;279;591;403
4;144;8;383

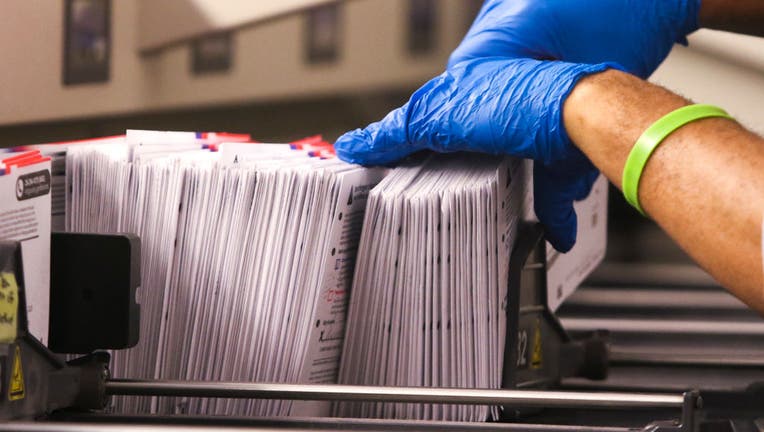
49;233;140;353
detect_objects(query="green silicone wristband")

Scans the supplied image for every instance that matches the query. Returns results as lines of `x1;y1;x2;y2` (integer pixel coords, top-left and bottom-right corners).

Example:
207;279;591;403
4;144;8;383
622;104;733;215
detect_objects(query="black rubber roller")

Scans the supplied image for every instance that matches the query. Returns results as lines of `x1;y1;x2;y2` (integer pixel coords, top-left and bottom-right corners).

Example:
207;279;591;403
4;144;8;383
579;331;609;381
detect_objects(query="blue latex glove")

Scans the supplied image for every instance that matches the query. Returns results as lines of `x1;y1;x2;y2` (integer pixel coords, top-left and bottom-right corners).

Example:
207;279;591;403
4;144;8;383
335;58;617;252
335;1;701;251
451;0;701;79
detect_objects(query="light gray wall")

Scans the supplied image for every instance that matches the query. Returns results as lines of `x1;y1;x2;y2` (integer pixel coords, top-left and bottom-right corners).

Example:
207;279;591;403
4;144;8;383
0;1;148;126
0;2;761;135
0;0;465;127
652;30;764;135
137;0;340;52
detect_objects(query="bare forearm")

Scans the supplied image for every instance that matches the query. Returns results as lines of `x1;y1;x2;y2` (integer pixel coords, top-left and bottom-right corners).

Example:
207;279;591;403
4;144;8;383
700;0;764;36
564;69;764;313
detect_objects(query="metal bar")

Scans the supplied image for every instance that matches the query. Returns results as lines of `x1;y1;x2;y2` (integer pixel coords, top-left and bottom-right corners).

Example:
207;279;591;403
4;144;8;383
565;288;747;310
44;413;637;432
0;424;287;432
105;381;684;409
610;350;764;368
561;318;764;336
587;263;716;287
0;419;632;432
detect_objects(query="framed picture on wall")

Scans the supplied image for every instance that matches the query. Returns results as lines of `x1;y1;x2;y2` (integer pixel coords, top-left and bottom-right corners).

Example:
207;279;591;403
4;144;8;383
63;0;111;85
305;3;342;64
192;32;234;75
408;0;437;54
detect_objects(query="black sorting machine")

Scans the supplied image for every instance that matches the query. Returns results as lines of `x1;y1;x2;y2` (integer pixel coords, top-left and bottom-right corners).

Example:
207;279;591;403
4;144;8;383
0;225;761;431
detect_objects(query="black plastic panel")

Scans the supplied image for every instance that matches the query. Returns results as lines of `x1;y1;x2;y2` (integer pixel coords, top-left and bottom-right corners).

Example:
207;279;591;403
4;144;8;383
49;233;140;353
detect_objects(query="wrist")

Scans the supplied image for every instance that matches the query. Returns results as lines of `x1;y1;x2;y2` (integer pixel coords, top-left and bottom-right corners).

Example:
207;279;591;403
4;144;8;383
546;62;622;165
562;69;688;189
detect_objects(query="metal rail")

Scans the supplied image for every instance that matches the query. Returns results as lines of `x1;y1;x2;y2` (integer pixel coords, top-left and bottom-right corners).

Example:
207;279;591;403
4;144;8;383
586;263;716;287
561;317;764;336
105;380;685;410
0;419;632;432
0;424;246;432
609;350;764;368
566;288;748;310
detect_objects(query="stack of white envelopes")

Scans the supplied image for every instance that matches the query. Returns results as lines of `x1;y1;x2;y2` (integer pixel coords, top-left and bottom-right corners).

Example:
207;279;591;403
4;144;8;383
336;154;528;422
65;131;385;416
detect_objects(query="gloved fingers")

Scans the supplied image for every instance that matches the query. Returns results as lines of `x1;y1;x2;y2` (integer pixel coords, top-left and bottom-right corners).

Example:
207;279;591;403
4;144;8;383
544;152;600;202
448;0;547;68
534;163;598;253
673;0;702;45
333;102;421;166
451;0;700;79
449;31;542;69
335;64;497;166
575;168;601;202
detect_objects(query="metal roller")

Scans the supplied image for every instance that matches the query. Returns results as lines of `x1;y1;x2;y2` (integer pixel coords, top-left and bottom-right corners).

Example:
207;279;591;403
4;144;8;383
105;380;685;410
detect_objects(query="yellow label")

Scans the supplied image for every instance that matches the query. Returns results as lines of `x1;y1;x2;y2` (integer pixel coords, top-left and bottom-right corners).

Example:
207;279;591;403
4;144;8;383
0;272;19;344
9;346;25;401
531;318;543;369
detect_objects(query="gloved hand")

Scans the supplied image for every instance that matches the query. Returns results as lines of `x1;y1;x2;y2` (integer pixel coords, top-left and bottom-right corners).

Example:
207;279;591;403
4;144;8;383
451;0;701;79
335;58;617;252
335;1;701;250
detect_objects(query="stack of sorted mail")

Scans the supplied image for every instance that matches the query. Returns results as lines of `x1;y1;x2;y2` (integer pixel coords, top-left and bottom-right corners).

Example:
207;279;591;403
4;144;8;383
65;130;384;416
57;129;607;420
336;153;608;421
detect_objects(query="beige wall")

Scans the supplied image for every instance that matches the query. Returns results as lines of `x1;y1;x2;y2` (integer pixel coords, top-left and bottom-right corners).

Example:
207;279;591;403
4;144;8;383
138;0;340;52
652;30;764;135
0;0;463;127
143;0;464;112
0;2;761;134
0;1;148;126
